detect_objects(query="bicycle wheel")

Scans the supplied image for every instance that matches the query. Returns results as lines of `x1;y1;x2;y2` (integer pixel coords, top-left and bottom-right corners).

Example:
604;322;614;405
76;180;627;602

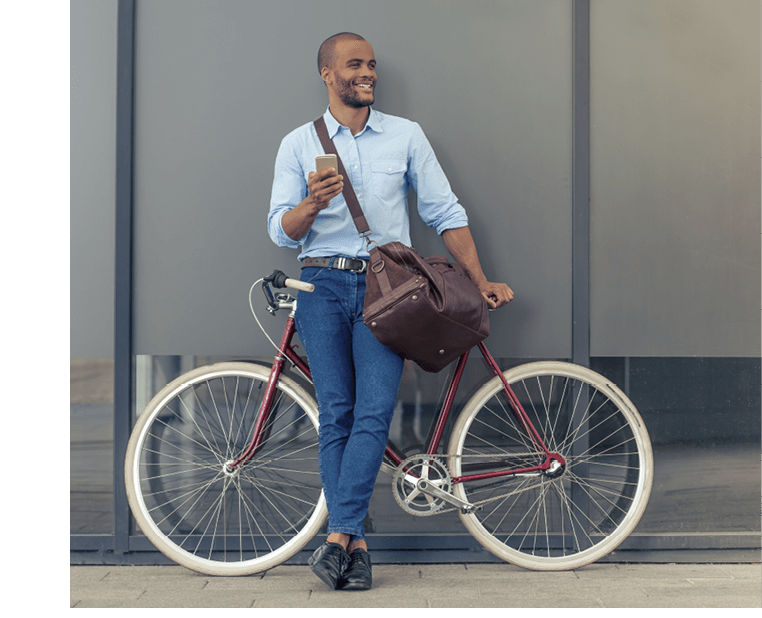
448;361;653;570
125;362;327;576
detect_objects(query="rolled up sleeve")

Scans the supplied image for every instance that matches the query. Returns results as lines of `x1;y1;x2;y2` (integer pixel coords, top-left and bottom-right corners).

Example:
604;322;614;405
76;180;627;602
268;137;308;248
406;123;469;234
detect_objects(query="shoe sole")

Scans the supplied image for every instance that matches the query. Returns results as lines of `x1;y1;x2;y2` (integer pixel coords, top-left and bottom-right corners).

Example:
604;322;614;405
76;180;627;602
337;581;372;591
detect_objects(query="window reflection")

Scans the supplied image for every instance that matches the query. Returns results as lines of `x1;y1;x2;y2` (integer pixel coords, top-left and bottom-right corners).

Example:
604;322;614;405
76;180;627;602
128;355;761;538
70;358;114;534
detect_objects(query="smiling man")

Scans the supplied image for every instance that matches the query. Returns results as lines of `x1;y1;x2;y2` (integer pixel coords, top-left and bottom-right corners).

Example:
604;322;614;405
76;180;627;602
268;32;513;592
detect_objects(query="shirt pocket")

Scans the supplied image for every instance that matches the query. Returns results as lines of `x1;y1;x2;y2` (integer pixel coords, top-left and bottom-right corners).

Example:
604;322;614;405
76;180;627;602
370;160;407;203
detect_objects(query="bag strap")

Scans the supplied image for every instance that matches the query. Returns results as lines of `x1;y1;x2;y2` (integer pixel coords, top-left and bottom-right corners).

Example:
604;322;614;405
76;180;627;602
313;116;391;294
313;117;372;237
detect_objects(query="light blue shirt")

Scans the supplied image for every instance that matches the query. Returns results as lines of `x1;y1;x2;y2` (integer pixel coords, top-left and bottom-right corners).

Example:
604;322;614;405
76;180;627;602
268;108;468;260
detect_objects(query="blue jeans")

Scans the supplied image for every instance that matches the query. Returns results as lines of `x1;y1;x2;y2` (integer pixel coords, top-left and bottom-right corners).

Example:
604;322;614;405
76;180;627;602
295;265;404;541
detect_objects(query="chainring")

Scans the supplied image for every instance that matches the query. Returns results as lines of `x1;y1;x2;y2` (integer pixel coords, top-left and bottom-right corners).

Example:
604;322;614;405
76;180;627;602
391;455;452;516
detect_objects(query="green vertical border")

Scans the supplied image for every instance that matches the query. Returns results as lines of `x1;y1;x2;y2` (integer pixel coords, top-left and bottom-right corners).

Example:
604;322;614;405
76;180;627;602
0;0;69;613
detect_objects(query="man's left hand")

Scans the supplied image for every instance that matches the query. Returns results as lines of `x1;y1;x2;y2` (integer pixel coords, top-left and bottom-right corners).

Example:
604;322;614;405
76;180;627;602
479;281;514;309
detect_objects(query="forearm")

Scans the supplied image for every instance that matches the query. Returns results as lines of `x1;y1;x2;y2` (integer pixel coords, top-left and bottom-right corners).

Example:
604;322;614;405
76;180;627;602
280;167;344;241
281;196;322;241
441;226;489;287
442;226;515;308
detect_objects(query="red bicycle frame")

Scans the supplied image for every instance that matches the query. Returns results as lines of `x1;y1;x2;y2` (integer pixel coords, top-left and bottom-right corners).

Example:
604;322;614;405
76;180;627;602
230;312;565;481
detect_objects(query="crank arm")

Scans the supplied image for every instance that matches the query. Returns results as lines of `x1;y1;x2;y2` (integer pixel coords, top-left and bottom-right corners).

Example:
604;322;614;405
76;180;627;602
416;479;481;514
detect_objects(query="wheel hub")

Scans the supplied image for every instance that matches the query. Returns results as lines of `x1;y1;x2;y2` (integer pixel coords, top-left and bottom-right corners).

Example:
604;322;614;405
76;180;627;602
543;456;566;479
223;461;240;478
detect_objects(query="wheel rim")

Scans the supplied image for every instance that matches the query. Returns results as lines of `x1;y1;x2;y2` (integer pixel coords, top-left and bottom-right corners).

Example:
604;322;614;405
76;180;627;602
127;366;325;574
451;363;652;569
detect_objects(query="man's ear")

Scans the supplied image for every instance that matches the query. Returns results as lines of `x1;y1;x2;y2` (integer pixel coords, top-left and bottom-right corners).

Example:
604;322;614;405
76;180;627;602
320;66;332;86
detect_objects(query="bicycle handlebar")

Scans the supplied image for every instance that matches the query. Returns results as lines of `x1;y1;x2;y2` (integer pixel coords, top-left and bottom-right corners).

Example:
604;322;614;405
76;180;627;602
264;270;314;293
285;278;314;293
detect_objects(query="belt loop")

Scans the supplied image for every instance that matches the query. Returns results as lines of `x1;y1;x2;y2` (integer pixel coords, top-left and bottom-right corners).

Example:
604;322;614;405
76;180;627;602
327;256;335;270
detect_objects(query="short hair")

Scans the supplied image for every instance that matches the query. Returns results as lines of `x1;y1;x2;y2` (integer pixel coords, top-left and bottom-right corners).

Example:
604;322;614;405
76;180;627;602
317;32;366;74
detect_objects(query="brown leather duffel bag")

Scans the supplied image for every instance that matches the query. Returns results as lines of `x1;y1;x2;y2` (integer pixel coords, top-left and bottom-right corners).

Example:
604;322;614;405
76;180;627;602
314;118;489;372
362;241;489;372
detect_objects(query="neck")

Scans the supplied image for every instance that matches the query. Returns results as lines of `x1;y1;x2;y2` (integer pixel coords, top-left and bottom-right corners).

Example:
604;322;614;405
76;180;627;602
328;101;371;136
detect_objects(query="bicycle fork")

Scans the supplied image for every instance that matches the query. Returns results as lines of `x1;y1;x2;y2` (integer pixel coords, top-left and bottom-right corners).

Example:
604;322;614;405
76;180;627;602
226;313;307;473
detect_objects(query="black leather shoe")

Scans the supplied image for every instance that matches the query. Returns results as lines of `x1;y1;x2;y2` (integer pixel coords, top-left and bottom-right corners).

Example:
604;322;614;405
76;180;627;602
337;548;372;591
308;542;349;590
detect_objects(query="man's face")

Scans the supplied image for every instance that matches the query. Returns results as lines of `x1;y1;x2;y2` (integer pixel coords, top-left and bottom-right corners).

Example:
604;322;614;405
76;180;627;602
326;39;377;108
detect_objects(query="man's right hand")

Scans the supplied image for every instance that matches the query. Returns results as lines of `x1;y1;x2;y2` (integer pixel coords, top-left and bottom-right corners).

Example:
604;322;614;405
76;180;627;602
281;167;344;241
307;167;343;210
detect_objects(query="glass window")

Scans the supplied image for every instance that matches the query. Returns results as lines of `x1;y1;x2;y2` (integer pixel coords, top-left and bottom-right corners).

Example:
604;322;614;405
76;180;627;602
592;357;761;534
71;359;114;534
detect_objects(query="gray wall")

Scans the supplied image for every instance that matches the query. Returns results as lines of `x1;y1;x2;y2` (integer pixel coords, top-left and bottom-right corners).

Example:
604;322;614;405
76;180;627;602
130;0;572;358
70;0;760;360
590;0;761;356
70;0;117;358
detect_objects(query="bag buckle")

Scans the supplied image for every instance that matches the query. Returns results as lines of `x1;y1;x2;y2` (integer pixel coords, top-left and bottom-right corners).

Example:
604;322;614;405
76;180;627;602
360;231;378;253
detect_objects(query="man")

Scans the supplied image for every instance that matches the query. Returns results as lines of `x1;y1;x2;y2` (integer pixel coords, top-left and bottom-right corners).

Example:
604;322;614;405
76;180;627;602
268;32;513;591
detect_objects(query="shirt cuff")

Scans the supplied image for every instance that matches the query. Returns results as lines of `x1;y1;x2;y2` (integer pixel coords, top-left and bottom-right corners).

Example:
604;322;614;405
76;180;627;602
434;212;469;235
270;209;304;249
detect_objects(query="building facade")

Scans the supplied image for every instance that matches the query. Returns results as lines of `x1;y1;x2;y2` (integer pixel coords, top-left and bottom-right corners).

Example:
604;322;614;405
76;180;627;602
71;0;761;563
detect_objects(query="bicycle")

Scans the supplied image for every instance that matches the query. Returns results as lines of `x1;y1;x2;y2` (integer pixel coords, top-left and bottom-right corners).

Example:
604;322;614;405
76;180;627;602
125;269;653;576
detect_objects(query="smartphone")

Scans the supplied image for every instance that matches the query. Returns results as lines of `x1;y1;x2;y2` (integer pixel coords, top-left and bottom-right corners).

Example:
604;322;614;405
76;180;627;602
315;154;337;172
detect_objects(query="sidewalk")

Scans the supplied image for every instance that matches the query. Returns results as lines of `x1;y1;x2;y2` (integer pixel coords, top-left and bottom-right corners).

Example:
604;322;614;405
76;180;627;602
71;562;761;608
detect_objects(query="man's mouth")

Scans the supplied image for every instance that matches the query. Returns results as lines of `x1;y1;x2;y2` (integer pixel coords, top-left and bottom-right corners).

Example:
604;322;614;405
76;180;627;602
356;83;373;90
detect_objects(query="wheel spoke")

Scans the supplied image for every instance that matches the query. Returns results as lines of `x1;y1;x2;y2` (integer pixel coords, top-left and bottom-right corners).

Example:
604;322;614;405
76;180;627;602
450;362;652;570
127;364;326;575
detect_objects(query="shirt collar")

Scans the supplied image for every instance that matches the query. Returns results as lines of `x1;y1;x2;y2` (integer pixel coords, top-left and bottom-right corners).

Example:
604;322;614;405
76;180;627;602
323;107;383;138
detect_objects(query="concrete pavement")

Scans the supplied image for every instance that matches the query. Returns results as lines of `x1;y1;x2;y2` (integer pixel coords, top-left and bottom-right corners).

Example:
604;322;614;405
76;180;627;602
70;562;761;608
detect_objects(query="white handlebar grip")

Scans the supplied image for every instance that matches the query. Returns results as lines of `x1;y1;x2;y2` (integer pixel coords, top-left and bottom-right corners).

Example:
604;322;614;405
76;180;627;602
285;278;315;293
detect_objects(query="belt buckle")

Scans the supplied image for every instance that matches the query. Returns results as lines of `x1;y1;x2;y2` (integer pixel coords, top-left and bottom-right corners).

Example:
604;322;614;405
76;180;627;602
335;257;366;273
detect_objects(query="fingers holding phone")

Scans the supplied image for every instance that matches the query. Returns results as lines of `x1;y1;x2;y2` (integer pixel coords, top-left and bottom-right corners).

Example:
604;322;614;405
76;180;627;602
308;155;343;210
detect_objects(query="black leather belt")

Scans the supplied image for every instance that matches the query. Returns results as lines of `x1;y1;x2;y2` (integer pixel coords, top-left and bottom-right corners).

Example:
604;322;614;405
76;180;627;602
302;256;368;273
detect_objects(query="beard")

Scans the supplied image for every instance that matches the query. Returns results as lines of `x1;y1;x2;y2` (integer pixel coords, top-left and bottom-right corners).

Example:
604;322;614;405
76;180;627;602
335;75;375;108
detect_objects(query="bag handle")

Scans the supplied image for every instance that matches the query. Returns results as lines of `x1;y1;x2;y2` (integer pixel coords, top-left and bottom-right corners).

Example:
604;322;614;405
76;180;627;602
313;117;372;238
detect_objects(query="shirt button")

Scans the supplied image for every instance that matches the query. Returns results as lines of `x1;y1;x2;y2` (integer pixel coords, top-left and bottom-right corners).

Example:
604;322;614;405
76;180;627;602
388;167;392;172
354;165;358;169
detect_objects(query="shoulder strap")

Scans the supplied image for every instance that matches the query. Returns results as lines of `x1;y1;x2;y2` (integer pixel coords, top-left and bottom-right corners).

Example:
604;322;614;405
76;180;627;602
313;117;371;236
